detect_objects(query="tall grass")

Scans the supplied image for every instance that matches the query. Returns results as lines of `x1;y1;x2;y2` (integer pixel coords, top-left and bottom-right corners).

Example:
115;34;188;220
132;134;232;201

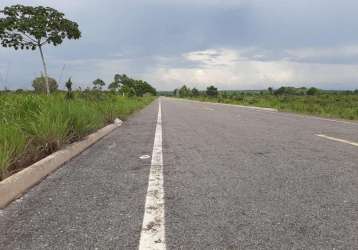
0;124;26;178
0;92;155;180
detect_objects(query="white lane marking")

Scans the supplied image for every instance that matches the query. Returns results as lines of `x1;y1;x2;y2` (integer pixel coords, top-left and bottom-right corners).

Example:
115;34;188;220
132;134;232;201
170;98;277;112
203;107;215;111
139;100;166;250
316;134;358;147
139;155;151;160
311;117;357;126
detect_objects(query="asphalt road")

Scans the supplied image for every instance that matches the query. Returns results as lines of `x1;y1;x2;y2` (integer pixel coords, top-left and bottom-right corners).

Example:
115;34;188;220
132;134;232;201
1;97;358;249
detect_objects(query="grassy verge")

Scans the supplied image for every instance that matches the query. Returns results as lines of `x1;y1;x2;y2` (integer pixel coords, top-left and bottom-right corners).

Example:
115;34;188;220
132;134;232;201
0;92;155;180
180;94;358;121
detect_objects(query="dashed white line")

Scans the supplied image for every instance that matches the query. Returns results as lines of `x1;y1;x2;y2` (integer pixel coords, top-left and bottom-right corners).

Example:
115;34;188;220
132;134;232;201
203;107;215;111
139;99;166;250
316;134;358;147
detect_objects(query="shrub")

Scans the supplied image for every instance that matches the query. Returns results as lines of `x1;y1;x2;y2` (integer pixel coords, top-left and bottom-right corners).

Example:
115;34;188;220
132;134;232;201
206;85;218;97
32;76;58;93
307;87;320;95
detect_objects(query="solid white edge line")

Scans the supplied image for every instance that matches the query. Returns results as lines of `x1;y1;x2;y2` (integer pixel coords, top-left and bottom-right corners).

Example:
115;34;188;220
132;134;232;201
139;99;166;250
316;134;358;147
168;97;278;112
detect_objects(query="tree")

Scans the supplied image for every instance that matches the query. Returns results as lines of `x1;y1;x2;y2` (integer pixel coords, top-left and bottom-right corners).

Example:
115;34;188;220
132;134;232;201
268;87;273;94
173;89;179;97
206;85;218;97
93;78;105;90
32;75;58;93
138;80;156;96
108;75;121;92
0;5;81;95
121;84;136;97
274;86;308;95
307;87;320;95
192;88;200;96
274;86;287;95
111;74;156;96
179;85;191;97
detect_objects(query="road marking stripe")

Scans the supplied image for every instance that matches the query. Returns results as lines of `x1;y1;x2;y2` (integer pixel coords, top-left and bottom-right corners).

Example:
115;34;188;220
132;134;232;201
316;134;358;147
169;97;277;112
139;99;166;250
203;107;215;111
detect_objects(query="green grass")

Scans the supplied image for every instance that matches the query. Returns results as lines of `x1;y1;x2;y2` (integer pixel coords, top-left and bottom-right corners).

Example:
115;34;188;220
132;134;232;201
0;92;155;180
184;93;358;121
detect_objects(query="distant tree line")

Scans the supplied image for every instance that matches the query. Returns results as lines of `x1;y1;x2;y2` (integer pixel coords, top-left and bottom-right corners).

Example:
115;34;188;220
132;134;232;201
271;86;320;96
164;85;358;99
173;85;218;98
28;74;156;97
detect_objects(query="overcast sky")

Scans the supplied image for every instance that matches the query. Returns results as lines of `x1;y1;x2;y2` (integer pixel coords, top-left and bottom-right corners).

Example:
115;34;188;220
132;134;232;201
1;0;358;90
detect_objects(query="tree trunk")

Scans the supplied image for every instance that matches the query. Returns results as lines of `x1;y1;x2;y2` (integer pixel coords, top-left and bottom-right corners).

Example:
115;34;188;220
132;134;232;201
39;45;50;95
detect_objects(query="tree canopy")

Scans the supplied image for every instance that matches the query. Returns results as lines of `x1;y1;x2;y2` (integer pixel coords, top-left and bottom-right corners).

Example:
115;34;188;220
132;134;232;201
0;5;81;95
108;74;156;96
307;87;320;96
191;88;200;96
0;5;81;50
179;85;191;97
93;78;106;90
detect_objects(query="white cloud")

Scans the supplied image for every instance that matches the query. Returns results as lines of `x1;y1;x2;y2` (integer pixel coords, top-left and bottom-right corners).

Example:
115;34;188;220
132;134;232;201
143;48;358;90
184;49;242;66
54;47;358;91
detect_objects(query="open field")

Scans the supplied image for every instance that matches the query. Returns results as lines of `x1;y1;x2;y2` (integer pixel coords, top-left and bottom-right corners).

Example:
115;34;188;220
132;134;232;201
169;92;358;121
0;92;155;180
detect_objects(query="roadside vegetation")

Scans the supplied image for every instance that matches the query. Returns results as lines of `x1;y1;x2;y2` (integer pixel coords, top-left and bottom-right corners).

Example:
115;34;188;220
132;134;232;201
165;85;358;121
0;88;155;180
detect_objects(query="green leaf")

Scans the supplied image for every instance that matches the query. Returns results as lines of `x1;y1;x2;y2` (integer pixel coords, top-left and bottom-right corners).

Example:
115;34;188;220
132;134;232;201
0;4;81;50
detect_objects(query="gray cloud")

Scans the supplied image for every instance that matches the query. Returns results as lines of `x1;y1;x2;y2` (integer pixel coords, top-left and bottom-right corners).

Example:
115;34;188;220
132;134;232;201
0;0;358;90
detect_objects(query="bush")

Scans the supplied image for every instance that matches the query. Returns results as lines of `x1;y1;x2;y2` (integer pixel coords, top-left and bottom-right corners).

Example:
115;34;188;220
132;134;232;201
307;87;320;95
32;76;58;93
206;85;218;97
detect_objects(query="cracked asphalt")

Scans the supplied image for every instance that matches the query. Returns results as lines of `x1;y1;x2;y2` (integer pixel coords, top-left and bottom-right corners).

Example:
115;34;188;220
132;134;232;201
1;97;358;249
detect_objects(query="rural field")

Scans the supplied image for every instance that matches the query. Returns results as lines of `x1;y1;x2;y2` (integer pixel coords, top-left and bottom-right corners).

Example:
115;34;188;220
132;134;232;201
166;86;358;120
0;91;155;180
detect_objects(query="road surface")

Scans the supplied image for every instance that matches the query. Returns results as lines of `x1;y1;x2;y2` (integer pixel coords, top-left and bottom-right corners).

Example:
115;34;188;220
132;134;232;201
1;97;357;249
